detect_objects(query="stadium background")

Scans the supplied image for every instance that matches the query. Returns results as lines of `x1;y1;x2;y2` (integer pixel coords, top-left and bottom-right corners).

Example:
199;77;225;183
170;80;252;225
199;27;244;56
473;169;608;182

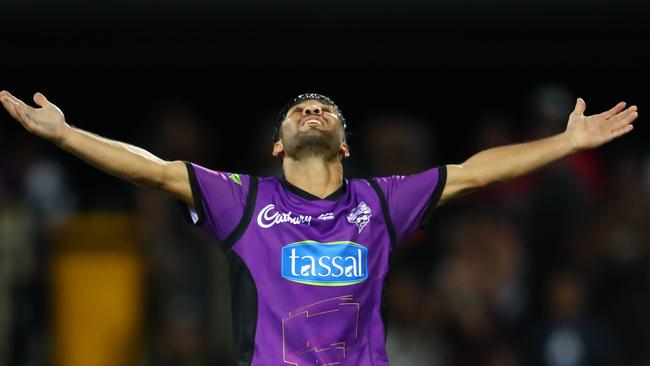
1;1;649;365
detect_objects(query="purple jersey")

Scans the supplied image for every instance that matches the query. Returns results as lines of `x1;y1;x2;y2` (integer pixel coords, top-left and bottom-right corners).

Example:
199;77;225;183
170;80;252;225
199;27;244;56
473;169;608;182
184;162;446;366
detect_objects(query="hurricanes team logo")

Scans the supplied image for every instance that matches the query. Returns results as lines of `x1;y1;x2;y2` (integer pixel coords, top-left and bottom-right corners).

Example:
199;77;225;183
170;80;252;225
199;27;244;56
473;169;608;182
347;201;372;233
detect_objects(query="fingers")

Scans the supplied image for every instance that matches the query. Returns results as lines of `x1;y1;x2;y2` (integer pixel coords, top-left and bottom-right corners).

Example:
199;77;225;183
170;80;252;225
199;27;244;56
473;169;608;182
596;101;626;120
608;105;638;130
0;90;27;108
609;123;634;140
33;92;50;107
15;101;30;123
1;93;23;121
1;91;34;130
572;98;587;116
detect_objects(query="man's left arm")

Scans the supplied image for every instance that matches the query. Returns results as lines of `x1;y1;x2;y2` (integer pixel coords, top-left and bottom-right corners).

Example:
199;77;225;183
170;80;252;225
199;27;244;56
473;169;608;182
439;98;638;206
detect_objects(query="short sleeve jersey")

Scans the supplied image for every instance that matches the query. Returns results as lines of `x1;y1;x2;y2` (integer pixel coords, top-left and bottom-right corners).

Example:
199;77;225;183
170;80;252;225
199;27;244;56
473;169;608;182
185;162;447;366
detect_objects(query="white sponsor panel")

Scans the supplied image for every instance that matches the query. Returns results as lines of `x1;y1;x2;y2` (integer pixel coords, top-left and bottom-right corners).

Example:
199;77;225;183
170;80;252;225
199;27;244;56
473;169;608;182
281;241;368;286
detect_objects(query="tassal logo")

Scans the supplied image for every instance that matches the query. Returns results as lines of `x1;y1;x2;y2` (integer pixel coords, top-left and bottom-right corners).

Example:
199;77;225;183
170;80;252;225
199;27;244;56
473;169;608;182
281;241;368;286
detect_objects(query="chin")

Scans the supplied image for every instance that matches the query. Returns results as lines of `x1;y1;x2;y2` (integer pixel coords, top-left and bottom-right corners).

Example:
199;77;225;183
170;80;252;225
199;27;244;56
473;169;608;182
284;133;340;160
300;128;326;135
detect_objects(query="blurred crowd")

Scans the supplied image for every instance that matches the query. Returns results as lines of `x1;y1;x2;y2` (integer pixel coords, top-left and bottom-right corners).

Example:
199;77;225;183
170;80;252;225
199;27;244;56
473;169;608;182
0;84;648;366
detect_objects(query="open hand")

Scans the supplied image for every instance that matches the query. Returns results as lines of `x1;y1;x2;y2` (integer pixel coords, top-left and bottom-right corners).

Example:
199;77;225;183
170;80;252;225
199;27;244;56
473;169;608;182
1;90;69;145
566;98;638;151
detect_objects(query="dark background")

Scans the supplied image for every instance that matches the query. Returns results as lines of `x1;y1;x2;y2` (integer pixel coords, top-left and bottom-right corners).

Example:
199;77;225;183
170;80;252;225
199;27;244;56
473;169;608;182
1;1;649;365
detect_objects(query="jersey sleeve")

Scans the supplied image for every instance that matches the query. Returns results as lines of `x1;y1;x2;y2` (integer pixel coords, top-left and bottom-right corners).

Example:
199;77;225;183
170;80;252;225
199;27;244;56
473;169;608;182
183;162;250;243
373;166;447;244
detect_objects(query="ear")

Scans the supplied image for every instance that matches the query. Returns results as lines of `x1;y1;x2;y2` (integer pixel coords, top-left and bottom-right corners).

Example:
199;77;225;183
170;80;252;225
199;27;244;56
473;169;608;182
340;143;350;158
272;140;284;157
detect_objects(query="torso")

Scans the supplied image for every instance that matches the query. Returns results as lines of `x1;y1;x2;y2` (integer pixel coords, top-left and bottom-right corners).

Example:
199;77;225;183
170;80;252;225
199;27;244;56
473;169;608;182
230;177;394;366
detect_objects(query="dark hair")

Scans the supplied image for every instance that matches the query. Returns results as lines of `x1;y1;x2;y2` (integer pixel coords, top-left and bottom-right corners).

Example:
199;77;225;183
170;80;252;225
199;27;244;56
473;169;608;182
273;93;347;142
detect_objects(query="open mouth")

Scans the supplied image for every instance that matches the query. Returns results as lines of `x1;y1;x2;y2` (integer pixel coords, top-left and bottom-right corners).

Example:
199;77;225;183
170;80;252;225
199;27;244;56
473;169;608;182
300;116;326;127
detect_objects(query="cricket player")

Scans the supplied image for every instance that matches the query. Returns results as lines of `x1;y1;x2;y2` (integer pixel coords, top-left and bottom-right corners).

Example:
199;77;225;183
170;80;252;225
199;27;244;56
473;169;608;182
0;90;638;365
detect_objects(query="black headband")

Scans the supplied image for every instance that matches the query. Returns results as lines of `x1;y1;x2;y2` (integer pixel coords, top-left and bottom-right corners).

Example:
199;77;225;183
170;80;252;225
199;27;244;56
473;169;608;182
273;93;347;142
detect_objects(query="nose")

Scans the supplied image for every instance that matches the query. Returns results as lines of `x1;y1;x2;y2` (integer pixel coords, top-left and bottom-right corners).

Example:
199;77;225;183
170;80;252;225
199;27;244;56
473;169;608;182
303;105;322;116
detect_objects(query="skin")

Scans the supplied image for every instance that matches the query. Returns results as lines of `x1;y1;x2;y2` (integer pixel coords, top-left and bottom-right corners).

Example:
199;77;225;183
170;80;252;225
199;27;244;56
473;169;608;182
440;98;637;204
272;100;349;199
0;90;639;209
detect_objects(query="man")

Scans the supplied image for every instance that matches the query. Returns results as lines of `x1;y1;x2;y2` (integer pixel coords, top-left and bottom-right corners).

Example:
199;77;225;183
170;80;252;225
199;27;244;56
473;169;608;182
0;90;638;365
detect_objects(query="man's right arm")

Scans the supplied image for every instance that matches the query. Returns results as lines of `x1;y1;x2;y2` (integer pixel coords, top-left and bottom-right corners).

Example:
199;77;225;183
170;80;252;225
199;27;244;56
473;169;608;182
1;90;193;206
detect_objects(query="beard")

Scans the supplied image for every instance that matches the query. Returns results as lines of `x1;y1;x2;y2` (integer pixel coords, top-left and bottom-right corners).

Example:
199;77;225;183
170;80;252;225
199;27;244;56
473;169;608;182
282;128;342;161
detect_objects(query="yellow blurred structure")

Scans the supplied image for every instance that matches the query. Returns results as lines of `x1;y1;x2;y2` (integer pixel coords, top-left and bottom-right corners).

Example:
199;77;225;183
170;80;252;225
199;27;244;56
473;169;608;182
50;212;144;366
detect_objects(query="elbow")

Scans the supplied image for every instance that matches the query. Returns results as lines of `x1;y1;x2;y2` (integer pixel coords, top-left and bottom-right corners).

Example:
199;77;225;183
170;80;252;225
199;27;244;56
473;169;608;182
461;176;490;195
131;173;164;189
453;163;492;193
159;160;189;196
129;162;169;189
157;161;178;191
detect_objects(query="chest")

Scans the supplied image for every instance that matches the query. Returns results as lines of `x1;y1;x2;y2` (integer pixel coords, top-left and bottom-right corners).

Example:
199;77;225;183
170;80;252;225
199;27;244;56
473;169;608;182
234;183;392;285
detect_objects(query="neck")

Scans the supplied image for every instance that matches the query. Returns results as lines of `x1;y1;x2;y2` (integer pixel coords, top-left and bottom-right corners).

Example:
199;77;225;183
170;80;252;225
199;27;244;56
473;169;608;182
282;156;344;199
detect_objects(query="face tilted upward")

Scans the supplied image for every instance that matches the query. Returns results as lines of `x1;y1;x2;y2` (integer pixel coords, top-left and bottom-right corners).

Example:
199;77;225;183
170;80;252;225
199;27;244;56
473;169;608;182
274;99;349;161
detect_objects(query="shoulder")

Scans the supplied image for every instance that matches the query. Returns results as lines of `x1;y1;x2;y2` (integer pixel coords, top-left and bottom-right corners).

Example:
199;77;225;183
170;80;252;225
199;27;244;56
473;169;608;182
258;175;279;183
345;177;378;190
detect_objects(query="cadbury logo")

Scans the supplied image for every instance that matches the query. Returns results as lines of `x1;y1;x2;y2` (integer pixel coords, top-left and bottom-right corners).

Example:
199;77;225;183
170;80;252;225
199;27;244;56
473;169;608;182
257;204;312;229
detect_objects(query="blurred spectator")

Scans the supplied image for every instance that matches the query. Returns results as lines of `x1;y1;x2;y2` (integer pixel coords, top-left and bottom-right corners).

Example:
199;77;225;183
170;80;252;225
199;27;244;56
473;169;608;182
0;170;37;365
523;83;607;202
520;84;601;317
10;138;77;229
251;110;284;177
573;156;650;366
358;114;436;177
146;101;214;164
433;211;527;366
464;110;536;214
138;101;235;365
2;138;66;366
386;267;446;366
525;270;617;366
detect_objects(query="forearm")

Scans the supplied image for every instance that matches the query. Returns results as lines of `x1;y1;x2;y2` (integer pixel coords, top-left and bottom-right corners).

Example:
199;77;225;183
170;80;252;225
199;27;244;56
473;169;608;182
57;124;173;188
460;132;577;187
440;98;637;206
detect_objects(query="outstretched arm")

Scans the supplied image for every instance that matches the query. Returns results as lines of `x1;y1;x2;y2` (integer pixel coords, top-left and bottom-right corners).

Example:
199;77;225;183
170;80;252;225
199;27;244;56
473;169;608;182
439;98;638;205
1;90;193;206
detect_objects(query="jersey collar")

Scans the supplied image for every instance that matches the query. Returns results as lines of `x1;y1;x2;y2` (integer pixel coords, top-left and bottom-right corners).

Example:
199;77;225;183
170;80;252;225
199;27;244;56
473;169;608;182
280;178;347;201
